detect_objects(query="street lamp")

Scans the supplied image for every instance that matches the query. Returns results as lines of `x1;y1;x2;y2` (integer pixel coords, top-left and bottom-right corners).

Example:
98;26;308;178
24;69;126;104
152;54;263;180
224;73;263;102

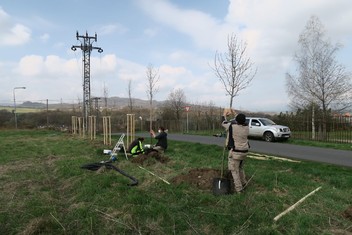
13;86;26;129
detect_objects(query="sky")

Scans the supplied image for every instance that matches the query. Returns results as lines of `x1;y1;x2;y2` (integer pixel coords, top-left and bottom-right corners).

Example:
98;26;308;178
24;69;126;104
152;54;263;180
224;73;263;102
1;0;352;112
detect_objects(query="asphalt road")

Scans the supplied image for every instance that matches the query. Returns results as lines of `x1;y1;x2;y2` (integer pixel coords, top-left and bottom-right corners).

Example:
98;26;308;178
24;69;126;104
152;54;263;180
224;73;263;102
138;133;352;168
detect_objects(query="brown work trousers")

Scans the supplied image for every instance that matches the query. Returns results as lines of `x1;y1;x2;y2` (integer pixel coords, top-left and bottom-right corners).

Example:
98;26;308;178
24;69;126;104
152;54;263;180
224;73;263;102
228;151;247;192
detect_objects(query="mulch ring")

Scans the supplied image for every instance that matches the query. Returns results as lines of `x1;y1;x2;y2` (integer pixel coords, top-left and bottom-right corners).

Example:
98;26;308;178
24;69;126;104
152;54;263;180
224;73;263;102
130;151;170;165
170;168;234;191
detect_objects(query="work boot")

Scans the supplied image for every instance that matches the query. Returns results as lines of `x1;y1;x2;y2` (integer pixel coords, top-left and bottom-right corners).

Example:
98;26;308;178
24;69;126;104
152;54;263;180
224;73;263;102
236;189;244;194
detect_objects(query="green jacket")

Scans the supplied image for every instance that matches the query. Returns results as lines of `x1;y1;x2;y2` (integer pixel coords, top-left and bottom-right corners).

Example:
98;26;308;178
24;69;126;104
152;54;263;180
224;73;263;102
129;139;144;155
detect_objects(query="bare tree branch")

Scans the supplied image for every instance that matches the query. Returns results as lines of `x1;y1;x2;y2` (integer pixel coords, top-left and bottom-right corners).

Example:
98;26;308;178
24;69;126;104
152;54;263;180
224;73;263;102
127;79;133;113
286;16;352;113
286;16;352;140
211;34;256;109
145;64;159;131
167;88;187;121
103;83;109;116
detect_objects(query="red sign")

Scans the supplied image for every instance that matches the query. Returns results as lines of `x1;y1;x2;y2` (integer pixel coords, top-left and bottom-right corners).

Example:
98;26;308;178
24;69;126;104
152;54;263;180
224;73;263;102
185;106;190;112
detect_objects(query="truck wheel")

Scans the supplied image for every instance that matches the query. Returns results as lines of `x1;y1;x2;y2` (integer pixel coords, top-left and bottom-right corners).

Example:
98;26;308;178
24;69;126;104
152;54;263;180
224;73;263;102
263;132;274;142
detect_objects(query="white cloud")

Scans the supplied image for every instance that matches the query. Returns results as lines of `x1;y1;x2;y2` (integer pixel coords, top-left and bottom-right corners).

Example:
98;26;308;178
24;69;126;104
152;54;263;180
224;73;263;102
17;55;44;76
0;7;31;46
136;0;228;50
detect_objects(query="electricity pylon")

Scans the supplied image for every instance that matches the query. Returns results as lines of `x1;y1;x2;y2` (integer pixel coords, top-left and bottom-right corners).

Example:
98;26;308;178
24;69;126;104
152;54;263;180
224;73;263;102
71;31;103;130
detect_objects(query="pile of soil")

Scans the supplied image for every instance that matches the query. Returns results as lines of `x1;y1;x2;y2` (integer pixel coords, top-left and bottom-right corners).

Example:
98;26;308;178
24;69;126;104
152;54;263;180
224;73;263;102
130;151;170;165
171;168;233;191
130;152;234;192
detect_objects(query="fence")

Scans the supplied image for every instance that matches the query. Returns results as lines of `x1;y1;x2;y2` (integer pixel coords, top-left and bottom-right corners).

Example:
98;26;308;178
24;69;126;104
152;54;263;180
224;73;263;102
1;105;351;144
159;115;352;144
282;115;352;143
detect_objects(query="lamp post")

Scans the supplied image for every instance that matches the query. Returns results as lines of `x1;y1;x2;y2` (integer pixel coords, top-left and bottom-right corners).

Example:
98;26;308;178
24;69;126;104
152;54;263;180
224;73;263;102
13;86;26;129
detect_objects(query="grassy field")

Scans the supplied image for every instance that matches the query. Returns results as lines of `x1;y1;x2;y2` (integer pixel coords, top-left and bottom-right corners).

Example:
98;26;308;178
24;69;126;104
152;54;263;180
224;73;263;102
0;106;43;113
0;130;351;234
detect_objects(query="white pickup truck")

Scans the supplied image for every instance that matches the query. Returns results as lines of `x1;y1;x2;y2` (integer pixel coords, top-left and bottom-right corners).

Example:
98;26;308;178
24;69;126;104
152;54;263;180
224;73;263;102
245;117;291;142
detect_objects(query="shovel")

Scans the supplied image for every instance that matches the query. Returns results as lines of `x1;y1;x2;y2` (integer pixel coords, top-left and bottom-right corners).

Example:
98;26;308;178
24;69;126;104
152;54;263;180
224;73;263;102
212;145;231;195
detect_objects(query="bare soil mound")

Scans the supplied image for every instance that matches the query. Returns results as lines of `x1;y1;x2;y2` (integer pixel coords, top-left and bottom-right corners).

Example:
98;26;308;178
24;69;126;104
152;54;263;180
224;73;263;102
130;153;234;192
171;168;233;191
130;151;170;165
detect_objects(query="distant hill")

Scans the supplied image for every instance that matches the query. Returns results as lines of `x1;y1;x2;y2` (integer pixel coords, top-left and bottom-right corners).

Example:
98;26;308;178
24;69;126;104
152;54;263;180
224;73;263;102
11;97;283;115
104;96;166;109
21;101;46;108
26;97;168;110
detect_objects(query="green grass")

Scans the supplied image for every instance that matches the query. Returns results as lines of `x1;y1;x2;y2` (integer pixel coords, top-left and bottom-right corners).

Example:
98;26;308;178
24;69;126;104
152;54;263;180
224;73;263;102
285;138;352;151
0;106;44;113
186;129;352;151
0;129;351;234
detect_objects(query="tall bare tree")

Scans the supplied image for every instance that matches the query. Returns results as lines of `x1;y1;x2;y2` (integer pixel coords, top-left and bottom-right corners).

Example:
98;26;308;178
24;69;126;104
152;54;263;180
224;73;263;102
127;79;133;113
166;88;186;131
145;64;159;132
286;16;352;137
212;33;256;109
167;88;186;121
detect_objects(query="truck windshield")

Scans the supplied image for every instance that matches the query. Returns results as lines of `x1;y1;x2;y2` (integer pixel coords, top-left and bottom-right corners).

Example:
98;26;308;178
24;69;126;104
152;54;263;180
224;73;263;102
259;118;276;126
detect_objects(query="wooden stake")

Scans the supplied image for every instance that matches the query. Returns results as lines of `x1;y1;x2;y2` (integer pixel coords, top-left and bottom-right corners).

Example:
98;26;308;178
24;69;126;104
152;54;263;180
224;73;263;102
50;212;66;231
248;153;301;163
273;186;322;222
138;166;170;185
243;170;257;189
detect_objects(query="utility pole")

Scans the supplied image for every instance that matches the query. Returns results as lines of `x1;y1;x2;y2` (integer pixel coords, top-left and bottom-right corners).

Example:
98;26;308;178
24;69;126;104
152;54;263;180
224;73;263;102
71;31;103;131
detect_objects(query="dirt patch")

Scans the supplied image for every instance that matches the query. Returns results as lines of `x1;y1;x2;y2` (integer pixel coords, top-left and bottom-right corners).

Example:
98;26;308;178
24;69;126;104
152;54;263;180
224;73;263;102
130;154;236;193
0;155;58;175
44;155;59;167
0;160;34;175
130;151;170;165
20;217;53;235
170;168;233;191
342;206;352;221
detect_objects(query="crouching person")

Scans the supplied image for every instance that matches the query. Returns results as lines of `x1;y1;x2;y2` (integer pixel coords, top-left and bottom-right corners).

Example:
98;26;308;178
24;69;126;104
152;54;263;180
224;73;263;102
150;126;168;155
222;109;249;194
127;137;145;156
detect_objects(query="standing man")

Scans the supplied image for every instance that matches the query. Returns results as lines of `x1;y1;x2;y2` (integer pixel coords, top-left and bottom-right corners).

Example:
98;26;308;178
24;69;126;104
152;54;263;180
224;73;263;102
150;126;168;154
222;109;249;194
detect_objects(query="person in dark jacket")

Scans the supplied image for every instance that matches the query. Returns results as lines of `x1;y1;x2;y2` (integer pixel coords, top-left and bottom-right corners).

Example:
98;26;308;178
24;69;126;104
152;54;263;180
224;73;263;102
150;126;168;154
127;137;145;156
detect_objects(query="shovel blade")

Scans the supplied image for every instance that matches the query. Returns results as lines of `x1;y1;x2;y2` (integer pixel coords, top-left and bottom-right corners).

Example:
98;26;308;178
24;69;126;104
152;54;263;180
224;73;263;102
212;178;231;195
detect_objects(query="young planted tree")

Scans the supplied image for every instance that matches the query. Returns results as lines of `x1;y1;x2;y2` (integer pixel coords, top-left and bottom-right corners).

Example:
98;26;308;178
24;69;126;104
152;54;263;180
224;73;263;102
212;33;256;109
127;79;133;113
145;64;159;132
103;83;109;116
286;16;352;139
